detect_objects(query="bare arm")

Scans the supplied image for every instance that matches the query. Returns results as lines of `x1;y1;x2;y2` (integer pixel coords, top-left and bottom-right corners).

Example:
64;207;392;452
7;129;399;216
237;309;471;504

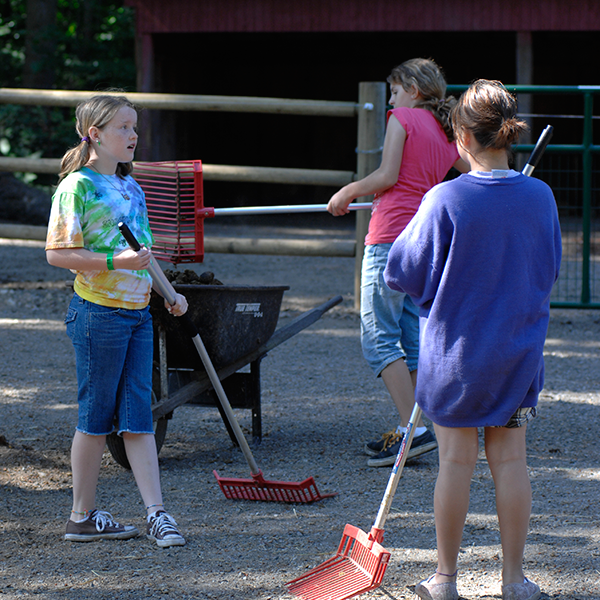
46;246;152;271
47;246;188;315
327;116;407;216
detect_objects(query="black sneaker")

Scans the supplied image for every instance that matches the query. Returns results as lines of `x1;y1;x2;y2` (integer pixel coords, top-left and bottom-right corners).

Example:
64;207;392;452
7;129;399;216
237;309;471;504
147;511;186;548
65;509;139;542
364;431;402;457
367;429;438;467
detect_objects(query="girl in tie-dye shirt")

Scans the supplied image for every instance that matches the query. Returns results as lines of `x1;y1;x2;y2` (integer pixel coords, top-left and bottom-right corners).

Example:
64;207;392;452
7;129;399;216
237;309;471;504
46;94;188;548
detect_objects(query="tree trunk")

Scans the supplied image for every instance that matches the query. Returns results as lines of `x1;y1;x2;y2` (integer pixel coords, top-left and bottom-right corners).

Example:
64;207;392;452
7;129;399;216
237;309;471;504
23;0;58;89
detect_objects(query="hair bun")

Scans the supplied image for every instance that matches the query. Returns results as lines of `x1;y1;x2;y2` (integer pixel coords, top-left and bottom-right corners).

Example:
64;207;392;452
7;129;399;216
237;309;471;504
496;116;529;148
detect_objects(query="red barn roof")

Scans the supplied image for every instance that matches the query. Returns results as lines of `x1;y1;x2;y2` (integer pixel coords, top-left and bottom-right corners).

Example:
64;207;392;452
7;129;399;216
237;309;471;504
125;0;600;33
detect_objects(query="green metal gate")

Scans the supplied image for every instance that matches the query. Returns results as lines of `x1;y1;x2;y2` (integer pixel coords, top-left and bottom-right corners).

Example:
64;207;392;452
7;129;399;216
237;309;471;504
448;85;600;309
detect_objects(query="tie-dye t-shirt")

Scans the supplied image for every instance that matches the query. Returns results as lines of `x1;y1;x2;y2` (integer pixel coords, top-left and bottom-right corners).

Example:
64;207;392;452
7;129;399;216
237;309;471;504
46;167;154;309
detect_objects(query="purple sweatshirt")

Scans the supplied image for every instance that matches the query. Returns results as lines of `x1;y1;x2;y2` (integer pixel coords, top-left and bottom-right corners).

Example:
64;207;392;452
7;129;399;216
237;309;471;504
384;173;562;427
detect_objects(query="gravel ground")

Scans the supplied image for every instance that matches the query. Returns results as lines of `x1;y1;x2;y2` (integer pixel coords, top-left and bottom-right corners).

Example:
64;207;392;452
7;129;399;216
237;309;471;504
0;221;599;600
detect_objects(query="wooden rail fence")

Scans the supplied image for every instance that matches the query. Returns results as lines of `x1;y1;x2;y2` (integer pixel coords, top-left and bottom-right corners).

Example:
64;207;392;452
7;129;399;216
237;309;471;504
0;86;386;306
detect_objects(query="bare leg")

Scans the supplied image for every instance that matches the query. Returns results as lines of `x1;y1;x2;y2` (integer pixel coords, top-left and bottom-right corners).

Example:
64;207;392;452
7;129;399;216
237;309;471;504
380;358;424;427
123;433;164;516
431;424;479;583
70;430;106;519
484;425;531;586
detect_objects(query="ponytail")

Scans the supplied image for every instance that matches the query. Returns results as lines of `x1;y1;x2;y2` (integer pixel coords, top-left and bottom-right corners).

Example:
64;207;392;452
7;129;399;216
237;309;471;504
58;140;91;182
416;95;457;142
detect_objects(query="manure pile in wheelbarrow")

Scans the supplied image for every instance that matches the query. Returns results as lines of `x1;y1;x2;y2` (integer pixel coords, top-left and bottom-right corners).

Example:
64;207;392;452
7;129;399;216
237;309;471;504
163;269;223;286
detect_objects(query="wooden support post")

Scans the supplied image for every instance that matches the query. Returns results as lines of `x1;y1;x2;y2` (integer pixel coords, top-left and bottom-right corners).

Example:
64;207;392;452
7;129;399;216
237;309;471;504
516;31;533;163
136;33;156;162
354;82;386;310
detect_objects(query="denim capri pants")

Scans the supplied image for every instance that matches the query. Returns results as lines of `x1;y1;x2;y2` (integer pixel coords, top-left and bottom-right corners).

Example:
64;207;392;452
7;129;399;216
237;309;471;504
65;293;154;436
361;243;419;376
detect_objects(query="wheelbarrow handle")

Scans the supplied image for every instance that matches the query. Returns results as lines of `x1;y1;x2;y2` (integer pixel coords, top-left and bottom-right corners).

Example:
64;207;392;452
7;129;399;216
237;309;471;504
118;222;262;476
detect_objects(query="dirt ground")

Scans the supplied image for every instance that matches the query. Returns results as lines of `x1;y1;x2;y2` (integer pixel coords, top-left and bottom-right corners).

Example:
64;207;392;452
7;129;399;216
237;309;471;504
0;220;599;600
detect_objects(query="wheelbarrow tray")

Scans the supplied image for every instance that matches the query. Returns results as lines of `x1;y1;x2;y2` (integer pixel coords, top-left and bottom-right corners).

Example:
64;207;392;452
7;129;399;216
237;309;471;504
150;295;342;421
149;284;289;371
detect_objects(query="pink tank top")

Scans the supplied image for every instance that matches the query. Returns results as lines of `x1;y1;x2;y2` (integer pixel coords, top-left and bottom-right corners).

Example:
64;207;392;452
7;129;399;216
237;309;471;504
365;107;459;245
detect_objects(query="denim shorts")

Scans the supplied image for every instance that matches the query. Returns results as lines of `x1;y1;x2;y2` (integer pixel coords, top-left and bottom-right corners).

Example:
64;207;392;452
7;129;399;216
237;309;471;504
65;294;154;436
360;243;419;376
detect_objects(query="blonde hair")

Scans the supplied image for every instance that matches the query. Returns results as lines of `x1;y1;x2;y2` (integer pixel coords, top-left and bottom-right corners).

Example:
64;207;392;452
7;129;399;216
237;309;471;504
59;94;138;182
451;80;528;151
388;58;455;142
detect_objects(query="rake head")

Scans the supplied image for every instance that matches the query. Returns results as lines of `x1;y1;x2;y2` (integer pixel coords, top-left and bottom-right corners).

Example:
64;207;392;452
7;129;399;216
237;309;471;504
213;470;337;503
286;524;390;600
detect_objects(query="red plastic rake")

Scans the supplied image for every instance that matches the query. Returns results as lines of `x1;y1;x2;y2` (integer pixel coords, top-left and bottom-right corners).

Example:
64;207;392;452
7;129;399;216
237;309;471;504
286;403;421;600
214;471;335;503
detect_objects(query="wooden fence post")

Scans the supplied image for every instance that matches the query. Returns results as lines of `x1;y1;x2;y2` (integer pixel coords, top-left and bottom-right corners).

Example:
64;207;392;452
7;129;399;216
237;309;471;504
354;82;386;310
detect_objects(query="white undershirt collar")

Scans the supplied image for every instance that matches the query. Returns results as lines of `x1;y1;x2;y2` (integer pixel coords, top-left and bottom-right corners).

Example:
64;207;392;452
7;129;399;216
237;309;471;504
468;169;520;179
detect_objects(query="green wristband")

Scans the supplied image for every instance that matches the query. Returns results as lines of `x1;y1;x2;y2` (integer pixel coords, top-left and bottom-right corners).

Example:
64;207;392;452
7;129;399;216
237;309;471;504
107;251;115;271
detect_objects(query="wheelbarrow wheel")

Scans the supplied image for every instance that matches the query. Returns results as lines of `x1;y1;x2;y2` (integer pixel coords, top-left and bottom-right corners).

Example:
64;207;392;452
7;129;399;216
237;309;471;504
106;391;169;469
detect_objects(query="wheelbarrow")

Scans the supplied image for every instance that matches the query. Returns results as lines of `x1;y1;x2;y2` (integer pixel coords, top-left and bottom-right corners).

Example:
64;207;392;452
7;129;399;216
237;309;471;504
106;283;342;468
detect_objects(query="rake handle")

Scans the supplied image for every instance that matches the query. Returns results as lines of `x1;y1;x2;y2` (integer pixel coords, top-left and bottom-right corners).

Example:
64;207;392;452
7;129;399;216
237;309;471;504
118;222;262;476
521;124;553;177
372;403;422;532
197;202;372;219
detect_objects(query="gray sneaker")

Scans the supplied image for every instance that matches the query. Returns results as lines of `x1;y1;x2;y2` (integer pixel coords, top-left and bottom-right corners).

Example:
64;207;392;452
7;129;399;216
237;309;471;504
147;511;186;548
65;509;139;542
367;429;438;467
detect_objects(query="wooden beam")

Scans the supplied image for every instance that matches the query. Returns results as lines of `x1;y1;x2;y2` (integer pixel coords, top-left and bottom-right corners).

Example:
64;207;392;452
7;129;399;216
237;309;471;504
0;88;357;117
0;156;354;186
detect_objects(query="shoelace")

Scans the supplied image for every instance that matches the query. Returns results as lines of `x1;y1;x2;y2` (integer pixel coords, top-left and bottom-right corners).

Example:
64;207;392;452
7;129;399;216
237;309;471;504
90;510;120;532
381;431;403;451
149;512;180;538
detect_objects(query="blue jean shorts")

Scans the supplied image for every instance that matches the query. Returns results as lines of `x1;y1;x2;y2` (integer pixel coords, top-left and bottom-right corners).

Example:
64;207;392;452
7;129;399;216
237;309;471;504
65;294;154;436
360;243;419;376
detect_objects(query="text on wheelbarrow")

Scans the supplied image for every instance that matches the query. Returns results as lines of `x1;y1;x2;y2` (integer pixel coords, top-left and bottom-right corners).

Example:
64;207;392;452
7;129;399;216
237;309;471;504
235;303;264;318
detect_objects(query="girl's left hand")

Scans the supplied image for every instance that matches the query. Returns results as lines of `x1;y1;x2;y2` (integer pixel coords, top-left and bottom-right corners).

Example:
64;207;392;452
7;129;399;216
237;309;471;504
166;293;188;317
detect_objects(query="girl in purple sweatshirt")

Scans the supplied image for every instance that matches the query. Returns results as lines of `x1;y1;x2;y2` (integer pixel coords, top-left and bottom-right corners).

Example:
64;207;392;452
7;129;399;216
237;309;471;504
385;80;561;600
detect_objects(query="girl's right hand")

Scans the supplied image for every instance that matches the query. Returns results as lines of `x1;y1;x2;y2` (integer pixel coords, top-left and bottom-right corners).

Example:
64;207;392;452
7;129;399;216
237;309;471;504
113;247;152;271
327;188;353;216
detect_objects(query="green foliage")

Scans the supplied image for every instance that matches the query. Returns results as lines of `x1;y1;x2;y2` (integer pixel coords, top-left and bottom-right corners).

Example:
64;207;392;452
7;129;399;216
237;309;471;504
53;1;136;91
0;0;136;90
0;0;136;185
0;0;27;87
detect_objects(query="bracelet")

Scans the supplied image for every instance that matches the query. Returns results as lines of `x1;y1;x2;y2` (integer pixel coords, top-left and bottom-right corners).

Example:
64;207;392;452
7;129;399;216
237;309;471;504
106;251;115;271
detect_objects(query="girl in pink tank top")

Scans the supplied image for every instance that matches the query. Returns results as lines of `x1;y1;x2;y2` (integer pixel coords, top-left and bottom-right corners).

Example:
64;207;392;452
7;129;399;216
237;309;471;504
327;58;467;469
